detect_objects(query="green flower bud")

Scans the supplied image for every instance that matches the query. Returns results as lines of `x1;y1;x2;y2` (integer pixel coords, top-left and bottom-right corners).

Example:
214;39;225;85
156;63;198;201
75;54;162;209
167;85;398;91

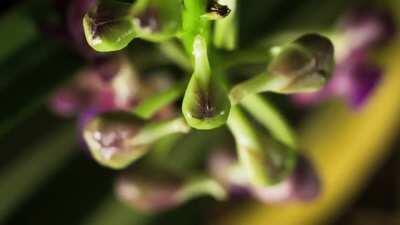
267;33;334;93
83;0;182;52
83;0;137;52
133;0;182;42
227;107;296;186
83;111;190;169
229;33;334;104
182;35;231;130
115;173;226;212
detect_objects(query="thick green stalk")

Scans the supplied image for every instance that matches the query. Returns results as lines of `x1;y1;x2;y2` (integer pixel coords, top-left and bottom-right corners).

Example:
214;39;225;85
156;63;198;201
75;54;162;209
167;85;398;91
158;41;192;72
181;0;210;54
227;106;270;186
229;72;288;104
130;118;190;146
241;94;297;148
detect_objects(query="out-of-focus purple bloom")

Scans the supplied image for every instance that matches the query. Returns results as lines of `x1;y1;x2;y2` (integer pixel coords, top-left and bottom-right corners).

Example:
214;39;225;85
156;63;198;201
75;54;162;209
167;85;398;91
207;149;250;198
49;57;140;118
115;174;181;213
251;155;321;203
292;7;394;109
330;57;382;109
338;7;396;58
293;52;382;109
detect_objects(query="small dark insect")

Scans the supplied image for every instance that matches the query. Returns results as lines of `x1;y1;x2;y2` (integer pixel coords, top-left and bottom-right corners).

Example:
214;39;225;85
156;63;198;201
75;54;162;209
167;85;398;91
207;0;231;18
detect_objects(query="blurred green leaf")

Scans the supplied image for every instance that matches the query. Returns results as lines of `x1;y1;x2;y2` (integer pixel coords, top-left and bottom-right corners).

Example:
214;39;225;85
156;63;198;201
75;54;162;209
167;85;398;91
81;195;151;225
0;41;81;138
0;5;37;63
0;123;77;223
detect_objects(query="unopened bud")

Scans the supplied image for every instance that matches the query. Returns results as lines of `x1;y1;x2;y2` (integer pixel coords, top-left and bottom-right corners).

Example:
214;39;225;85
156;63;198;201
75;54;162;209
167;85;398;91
251;155;321;203
83;0;137;52
115;174;181;213
182;36;231;129
83;112;190;169
267;33;334;93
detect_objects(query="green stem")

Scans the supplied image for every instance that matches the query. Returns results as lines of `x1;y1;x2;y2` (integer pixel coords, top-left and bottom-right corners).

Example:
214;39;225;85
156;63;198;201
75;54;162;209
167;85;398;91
158;41;192;72
181;0;209;54
229;72;288;104
131;117;190;146
227;106;270;186
241;94;297;148
192;35;212;84
176;176;227;202
133;81;187;119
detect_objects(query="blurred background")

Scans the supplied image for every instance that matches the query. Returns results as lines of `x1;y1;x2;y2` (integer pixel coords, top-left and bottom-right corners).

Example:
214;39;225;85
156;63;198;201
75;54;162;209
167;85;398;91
0;0;399;225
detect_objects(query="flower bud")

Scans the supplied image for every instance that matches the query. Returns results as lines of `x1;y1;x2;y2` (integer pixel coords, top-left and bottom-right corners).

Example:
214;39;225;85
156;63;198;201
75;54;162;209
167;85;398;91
251;155;321;203
115;174;181;213
267;33;334;93
83;0;137;52
83;0;182;52
132;0;182;42
83;111;146;169
115;172;227;213
83;111;189;169
182;35;231;130
227;107;296;186
229;33;334;104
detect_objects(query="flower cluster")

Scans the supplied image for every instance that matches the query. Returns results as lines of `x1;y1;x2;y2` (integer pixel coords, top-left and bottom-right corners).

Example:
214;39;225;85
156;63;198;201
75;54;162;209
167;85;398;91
47;0;392;213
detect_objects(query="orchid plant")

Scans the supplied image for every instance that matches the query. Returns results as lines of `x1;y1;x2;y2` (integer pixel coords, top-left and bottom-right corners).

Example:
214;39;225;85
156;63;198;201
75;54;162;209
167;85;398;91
45;0;396;214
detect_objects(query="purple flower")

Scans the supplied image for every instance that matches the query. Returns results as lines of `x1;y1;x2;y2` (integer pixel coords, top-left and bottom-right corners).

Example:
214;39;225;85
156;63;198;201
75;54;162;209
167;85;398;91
339;7;396;55
207;149;251;198
293;52;382;109
330;55;382;109
49;57;140;117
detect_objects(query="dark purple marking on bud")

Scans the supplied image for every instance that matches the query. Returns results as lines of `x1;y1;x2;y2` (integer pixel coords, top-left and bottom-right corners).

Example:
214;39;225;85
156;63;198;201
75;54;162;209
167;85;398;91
86;112;142;156
207;1;231;18
294;33;335;79
137;7;161;33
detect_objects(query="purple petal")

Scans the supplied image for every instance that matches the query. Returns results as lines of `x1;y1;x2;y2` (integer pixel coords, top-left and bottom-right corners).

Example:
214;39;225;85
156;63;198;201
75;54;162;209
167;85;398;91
344;62;382;109
340;7;396;52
